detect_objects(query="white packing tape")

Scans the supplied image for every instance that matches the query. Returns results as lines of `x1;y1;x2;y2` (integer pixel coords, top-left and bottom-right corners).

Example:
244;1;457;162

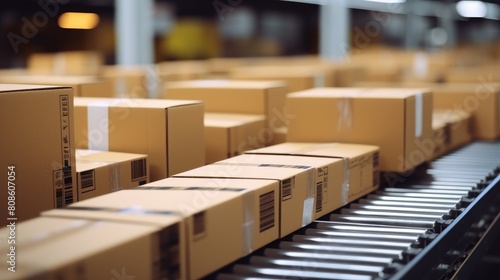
53;53;65;75
314;72;325;87
241;191;255;255
108;163;121;193
337;98;353;134
87;103;110;151
301;167;315;227
341;157;350;206
415;93;423;138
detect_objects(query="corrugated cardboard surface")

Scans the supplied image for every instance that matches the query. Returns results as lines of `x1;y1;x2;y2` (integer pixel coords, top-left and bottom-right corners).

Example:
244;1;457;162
0;84;76;226
433;109;472;151
174;163;315;238
76;149;149;201
431;118;450;160
246;142;380;204
73;97;205;181
286;87;432;172
204;113;266;164
0;216;181;280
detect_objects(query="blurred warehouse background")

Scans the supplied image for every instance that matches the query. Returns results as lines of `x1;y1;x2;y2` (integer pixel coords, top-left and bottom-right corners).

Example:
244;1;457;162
0;0;499;68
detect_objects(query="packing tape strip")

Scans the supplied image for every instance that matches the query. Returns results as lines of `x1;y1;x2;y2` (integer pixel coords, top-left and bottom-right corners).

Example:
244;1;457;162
302;167;315;227
115;77;127;98
87;102;109;151
415;93;423;138
341;157;350;206
314;71;325;87
337;97;353;133
241;191;255;255
108;163;121;192
53;53;65;75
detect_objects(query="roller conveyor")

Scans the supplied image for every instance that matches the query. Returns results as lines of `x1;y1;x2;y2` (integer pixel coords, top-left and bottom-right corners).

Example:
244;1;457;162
206;142;500;280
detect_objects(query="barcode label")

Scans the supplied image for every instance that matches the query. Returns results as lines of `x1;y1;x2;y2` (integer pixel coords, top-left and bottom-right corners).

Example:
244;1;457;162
281;178;293;201
63;167;74;206
155;224;181;280
80;170;95;193
193;211;206;238
56;189;63;208
131;159;147;181
373;152;380;186
315;181;323;213
259;191;275;232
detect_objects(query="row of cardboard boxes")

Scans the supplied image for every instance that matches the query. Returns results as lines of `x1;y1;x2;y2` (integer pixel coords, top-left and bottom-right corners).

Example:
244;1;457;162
0;83;494;225
1;141;379;280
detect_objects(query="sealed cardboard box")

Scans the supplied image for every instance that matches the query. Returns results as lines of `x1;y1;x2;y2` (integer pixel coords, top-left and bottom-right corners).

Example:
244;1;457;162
269;126;287;146
157;60;211;81
174;162;315;238
0;216;183;280
246;142;380;204
286;88;433;172
164;80;288;143
0;75;114;98
204;113;266;164
0;84;76;226
141;177;280;262
215;154;344;219
73;97;205;181
75;149;149;201
43;187;267;279
433;109;472;151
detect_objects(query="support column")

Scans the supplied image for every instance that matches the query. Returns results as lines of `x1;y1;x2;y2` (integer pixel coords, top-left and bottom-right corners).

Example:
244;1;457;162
320;0;350;61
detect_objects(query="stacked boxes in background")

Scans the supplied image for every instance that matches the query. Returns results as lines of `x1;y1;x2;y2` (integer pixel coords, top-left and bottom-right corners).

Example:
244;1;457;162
246;142;380;206
75;149;149;201
99;65;150;98
432;109;472;152
0;84;76;225
73;97;205;181
26;51;103;76
431;117;450;160
204;113;266;164
0;216;183;279
286;87;433;173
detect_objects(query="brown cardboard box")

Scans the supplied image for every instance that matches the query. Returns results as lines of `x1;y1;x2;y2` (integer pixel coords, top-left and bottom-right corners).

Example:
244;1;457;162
75;149;149;201
431;118;450;160
27;51;103;76
269;126;287;145
43;186;269;279
0;84;76;226
0;216;183;280
433;109;472;151
245;142;380;204
164;80;288;143
204;113;266;164
0;75;114;98
157;60;211;81
73;97;205;181
141;177;280;266
286;88;433;172
174;163;315;238
215;154;344;219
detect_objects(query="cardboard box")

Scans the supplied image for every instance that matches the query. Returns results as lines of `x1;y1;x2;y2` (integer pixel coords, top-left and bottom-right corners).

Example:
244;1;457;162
174;162;315;238
27;51;103;76
433;109;472;151
204;113;266;164
245;142;380;204
157;60;211;81
73;97;205;181
164;80;288;141
0;75;114;98
0;84;77;226
286;88;433;172
269;126;287;146
141;177;280;265
215;154;344;219
431;118;450;160
0;216;183;280
75;149;149;201
43;186;271;279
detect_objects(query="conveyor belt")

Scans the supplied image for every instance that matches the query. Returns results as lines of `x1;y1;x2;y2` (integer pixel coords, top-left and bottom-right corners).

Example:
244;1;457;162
206;142;500;280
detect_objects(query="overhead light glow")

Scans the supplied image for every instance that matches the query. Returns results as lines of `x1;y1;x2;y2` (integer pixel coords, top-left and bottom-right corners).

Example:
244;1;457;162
456;1;487;18
58;12;100;29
